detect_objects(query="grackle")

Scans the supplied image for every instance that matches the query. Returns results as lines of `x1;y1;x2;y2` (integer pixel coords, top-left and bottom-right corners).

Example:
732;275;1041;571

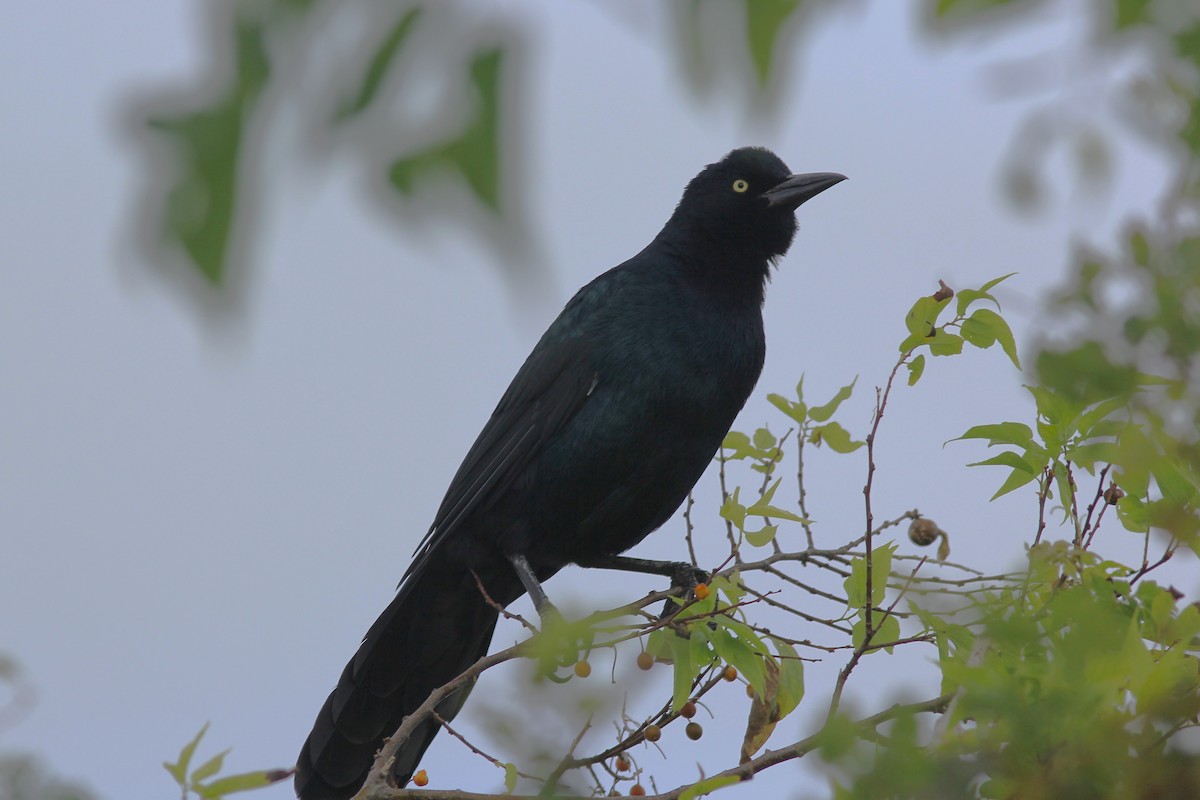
296;147;844;799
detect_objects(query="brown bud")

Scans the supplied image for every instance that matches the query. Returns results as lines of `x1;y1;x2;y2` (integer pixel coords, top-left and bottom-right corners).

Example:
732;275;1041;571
932;280;954;302
1103;484;1125;505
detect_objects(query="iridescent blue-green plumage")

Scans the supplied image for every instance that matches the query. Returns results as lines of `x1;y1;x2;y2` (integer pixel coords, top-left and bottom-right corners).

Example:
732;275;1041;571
296;147;844;799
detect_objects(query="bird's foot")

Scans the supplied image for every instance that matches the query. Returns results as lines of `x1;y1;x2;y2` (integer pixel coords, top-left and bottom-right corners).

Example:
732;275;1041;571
658;562;711;619
535;598;563;629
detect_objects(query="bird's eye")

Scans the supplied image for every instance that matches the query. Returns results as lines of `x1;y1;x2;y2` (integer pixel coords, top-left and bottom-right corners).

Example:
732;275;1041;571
732;179;749;193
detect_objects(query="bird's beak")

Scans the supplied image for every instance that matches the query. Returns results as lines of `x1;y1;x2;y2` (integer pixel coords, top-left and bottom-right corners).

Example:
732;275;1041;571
763;172;847;209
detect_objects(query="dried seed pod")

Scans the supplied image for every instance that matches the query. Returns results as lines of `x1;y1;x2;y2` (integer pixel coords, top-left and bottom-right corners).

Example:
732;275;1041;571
908;517;940;546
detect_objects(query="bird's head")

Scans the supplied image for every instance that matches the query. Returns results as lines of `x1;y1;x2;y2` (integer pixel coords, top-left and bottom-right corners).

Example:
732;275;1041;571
666;147;845;270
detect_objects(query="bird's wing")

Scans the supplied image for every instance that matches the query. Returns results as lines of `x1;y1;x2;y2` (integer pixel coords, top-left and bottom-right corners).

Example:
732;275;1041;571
404;337;597;577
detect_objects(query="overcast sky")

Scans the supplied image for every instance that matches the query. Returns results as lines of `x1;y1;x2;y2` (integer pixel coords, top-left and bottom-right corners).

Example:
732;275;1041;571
0;2;1186;799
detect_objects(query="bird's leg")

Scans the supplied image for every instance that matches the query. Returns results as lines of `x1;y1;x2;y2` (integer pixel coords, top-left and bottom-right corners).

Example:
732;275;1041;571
508;553;561;622
576;554;710;620
573;556;710;606
575;554;710;593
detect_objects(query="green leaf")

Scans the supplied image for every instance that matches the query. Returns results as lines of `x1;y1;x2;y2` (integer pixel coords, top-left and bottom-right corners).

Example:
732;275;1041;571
809;422;864;454
752;427;776;450
719;487;746;530
877;613;902;654
772;640;805;719
978;272;1017;293
1077;396;1130;438
147;15;271;284
335;8;423;120
934;0;1022;17
503;762;518;794
967;451;1039;473
991;466;1040;499
845;545;893;610
955;287;999;317
744;0;801;86
844;558;866;609
718;615;770;655
712;572;745;605
722;430;754;459
679;774;741;800
767;392;806;423
961;315;997;348
808;378;857;422
851;618;867;648
872;543;896;606
1129;229;1151;266
1116;495;1151;532
390;47;505;210
906;353;926;386
669;633;694;713
754;476;781;505
928;330;965;357
953;421;1037;450
1114;0;1153;29
164;723;209;785
744;523;778;547
1068;441;1119;472
970;308;1021;368
746;479;806;523
689;623;716;669
191;748;230;784
195;769;275;798
711;628;766;695
904;296;949;336
899;331;929;353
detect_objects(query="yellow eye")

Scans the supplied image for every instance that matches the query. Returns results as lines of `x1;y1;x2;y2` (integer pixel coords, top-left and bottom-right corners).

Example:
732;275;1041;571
732;178;749;193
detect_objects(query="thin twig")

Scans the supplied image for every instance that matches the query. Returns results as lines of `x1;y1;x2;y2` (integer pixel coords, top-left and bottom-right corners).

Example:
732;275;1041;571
430;711;540;782
471;570;536;633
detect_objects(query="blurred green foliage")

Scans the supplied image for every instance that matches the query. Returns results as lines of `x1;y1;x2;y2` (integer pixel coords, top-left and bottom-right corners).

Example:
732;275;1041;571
148;9;270;283
137;0;809;287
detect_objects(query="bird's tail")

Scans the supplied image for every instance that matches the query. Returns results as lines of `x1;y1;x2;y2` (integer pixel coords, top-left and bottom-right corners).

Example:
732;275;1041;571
295;551;520;800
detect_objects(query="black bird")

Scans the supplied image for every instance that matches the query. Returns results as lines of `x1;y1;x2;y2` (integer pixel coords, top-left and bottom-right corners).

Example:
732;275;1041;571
295;147;844;800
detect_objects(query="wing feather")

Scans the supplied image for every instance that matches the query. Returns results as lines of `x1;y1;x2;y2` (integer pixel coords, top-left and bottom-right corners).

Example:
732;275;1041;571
404;338;596;576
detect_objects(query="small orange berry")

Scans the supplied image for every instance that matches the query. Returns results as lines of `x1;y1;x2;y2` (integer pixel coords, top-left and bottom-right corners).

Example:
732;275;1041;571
686;721;703;740
643;724;661;742
615;754;631;772
723;665;738;682
412;769;429;787
636;651;654;671
630;784;646;796
680;700;697;719
745;684;755;698
694;583;710;600
574;660;592;678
